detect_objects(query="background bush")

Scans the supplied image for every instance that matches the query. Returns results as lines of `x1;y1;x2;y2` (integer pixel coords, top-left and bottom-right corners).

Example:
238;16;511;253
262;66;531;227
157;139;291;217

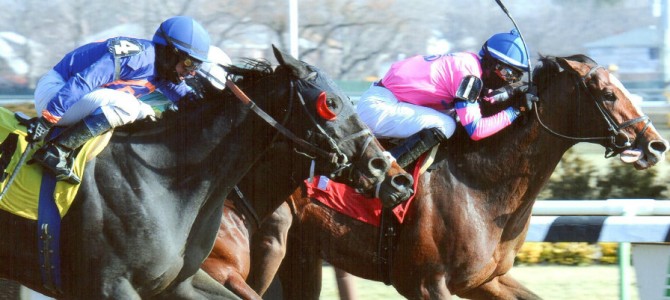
539;149;668;200
515;242;620;266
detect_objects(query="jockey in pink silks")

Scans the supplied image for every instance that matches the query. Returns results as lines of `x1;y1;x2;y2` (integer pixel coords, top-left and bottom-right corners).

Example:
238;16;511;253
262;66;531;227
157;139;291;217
356;29;533;167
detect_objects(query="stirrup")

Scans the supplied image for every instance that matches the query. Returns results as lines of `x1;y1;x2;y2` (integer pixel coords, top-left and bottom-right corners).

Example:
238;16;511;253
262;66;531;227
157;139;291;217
37;161;81;185
32;146;81;185
53;169;81;185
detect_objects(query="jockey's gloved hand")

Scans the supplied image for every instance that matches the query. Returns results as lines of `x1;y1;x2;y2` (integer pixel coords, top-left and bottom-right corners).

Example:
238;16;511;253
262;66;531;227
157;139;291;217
175;91;202;109
26;116;55;143
515;85;539;113
483;81;528;104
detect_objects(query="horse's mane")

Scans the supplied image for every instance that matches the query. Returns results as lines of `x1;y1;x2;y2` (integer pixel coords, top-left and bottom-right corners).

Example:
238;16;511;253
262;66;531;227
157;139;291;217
533;54;597;92
225;58;275;83
118;58;277;133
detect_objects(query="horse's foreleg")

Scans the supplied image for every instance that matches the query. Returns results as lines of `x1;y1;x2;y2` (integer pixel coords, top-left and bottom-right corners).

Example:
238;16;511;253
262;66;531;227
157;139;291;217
335;268;358;300
276;224;322;300
247;202;293;296
159;269;242;300
394;272;452;300
457;273;542;300
224;272;262;300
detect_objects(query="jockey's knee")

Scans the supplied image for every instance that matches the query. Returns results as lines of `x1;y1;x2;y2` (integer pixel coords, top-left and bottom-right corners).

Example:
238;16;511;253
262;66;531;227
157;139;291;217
432;117;456;139
100;102;155;127
82;89;155;127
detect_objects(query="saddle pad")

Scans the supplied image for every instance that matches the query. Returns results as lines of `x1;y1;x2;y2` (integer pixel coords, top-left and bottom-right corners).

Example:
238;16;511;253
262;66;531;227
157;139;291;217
0;107;109;220
306;155;424;227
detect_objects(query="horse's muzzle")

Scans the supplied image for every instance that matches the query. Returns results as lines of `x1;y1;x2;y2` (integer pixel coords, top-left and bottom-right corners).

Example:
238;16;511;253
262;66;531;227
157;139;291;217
624;137;669;170
637;138;669;170
377;172;414;208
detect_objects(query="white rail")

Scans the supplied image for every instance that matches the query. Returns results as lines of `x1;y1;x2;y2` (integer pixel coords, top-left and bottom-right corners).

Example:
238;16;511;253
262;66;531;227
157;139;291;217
532;199;670;216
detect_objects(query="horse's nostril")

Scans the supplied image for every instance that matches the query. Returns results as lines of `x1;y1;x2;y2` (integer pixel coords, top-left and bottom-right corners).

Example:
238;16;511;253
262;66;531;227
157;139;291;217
392;173;414;189
649;140;669;154
368;157;389;177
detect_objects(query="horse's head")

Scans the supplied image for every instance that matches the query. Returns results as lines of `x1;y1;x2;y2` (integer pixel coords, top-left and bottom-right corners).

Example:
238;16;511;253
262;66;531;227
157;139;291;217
273;46;413;199
533;55;668;170
220;46;412;203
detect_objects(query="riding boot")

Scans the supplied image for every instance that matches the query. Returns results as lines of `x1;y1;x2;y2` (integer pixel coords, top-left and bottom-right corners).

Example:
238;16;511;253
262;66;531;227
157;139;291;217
31;113;113;184
389;128;447;168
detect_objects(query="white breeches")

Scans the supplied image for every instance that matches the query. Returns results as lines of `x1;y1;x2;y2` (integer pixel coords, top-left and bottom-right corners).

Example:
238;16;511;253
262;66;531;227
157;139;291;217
34;70;155;127
355;85;456;139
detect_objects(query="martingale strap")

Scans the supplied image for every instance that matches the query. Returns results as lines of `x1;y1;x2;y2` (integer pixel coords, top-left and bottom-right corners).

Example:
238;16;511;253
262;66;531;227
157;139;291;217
38;172;62;293
376;207;397;285
37;127;67;294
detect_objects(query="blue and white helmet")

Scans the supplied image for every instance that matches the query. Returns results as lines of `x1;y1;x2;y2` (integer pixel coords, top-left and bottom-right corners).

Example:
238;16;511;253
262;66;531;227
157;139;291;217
153;16;211;62
479;29;529;71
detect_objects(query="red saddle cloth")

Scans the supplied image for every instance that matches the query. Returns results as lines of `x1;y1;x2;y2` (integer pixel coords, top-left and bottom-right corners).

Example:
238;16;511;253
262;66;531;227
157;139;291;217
304;157;423;227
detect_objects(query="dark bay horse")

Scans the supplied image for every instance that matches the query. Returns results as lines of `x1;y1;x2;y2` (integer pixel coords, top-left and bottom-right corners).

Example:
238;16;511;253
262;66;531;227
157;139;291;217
200;122;413;299
0;46;404;299
236;55;667;299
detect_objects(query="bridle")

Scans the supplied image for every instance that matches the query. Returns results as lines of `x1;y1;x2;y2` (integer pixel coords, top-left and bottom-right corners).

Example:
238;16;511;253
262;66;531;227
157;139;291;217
533;64;652;158
223;71;375;177
223;69;379;227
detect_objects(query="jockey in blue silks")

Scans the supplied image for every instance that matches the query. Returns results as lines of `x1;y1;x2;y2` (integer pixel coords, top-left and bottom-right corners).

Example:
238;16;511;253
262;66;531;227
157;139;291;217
26;16;211;184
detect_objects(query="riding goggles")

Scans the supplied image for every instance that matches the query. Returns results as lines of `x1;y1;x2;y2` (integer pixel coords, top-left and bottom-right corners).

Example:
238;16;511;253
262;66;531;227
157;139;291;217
494;63;523;83
182;57;202;72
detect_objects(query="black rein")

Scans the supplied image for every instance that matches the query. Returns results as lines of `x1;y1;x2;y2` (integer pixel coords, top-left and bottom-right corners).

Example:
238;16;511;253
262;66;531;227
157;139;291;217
533;65;651;157
224;80;350;169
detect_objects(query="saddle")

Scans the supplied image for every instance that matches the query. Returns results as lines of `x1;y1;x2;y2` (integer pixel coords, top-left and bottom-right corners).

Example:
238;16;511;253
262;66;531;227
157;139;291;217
0;108;111;220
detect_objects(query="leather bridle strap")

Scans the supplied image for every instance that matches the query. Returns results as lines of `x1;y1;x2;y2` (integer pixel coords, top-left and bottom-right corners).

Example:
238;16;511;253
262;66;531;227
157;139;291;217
225;80;345;165
533;65;651;156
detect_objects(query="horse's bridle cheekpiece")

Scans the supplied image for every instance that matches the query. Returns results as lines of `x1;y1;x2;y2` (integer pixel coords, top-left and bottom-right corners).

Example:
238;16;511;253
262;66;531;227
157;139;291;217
533;64;652;158
224;73;372;180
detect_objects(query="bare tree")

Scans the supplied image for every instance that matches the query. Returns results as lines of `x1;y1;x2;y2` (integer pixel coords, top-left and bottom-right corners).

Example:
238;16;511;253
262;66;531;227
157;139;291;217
0;0;661;86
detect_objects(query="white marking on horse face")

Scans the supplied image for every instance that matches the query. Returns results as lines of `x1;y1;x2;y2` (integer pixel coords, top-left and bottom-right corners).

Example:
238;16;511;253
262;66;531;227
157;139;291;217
608;73;644;115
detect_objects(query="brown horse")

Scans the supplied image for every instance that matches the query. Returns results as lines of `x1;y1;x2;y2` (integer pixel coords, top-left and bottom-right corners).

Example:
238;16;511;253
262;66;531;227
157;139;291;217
271;55;669;299
204;54;668;300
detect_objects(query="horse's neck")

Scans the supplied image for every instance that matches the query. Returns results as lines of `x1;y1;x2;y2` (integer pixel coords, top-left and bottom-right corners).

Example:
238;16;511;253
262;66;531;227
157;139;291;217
109;103;264;202
238;147;311;224
442;122;574;213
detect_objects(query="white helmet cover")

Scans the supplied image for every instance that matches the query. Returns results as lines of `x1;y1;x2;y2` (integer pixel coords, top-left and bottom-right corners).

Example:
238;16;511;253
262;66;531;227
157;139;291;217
198;46;232;90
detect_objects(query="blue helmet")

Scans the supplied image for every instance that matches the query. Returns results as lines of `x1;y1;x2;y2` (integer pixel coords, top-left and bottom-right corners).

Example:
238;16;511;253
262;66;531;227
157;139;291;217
153;16;211;62
479;29;529;71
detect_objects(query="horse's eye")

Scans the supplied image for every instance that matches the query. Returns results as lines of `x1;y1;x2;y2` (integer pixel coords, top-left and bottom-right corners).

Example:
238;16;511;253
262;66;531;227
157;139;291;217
603;92;617;102
316;92;339;120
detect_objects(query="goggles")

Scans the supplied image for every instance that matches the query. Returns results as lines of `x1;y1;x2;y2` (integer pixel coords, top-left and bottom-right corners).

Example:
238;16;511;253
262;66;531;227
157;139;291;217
182;57;202;73
494;63;523;83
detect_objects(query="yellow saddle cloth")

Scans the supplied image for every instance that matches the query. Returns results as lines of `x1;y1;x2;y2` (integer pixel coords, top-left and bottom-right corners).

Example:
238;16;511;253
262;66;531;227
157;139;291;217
0;108;110;220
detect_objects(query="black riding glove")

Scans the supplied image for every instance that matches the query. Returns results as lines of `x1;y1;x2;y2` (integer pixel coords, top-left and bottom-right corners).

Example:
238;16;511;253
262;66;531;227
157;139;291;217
26;116;55;143
175;91;202;109
515;85;539;113
484;81;528;104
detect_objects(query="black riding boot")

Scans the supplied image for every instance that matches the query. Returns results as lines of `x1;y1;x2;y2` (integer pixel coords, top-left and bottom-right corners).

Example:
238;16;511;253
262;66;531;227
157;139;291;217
31;113;112;184
389;128;447;168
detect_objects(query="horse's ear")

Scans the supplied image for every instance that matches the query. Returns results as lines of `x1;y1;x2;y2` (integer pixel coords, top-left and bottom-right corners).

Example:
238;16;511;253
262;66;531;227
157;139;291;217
272;44;311;78
556;57;588;76
272;45;288;65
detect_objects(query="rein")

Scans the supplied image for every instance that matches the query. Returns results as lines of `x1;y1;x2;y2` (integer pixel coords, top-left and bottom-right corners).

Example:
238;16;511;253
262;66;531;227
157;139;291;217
533;65;651;157
224;79;351;170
